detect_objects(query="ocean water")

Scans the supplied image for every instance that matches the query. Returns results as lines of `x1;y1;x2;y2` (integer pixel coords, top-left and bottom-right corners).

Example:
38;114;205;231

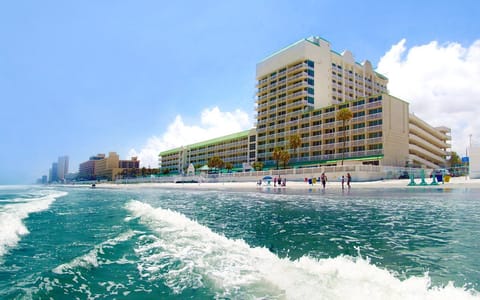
0;184;479;299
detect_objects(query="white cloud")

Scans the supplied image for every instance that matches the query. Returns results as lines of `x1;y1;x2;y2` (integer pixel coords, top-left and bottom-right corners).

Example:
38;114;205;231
377;39;480;155
129;107;252;168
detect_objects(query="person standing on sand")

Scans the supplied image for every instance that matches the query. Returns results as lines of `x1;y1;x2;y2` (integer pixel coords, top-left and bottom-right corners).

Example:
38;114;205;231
341;175;345;190
321;172;327;189
347;173;351;188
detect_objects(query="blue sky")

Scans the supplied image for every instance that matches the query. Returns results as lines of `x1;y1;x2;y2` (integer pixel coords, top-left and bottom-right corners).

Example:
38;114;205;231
1;1;479;184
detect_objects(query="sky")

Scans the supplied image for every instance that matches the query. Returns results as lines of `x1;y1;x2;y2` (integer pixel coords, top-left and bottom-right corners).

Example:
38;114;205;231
0;1;479;184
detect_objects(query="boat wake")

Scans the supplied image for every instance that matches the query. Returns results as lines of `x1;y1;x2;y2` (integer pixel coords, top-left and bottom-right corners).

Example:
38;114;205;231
0;190;67;258
125;200;479;300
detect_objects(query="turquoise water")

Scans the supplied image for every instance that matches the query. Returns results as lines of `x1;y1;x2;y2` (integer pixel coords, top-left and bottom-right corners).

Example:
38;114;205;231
0;184;479;299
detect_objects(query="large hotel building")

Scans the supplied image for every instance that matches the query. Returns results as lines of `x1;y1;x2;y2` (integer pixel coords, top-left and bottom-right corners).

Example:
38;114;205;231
160;36;450;173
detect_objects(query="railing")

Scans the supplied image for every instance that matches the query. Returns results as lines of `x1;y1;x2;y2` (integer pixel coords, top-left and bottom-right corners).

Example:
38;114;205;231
120;163;433;185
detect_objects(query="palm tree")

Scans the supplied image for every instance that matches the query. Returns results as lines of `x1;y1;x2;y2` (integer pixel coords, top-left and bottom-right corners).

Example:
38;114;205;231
280;150;291;169
288;134;301;162
252;161;264;171
208;156;224;172
336;108;353;166
225;162;233;172
272;147;283;170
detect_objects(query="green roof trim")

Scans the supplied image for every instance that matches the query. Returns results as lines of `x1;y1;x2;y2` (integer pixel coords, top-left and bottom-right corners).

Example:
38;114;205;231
374;71;388;80
159;130;251;157
330;49;342;57
159;147;182;156
189;130;250;150
258;36;331;64
258;39;306;64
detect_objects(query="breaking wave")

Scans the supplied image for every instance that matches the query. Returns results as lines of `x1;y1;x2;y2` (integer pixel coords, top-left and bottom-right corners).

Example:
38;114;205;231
125;200;479;300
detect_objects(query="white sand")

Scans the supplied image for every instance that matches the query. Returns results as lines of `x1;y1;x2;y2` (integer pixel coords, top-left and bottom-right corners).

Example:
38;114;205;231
87;176;480;191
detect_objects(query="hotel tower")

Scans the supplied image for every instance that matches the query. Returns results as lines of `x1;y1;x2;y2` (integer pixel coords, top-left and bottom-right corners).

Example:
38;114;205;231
160;36;450;173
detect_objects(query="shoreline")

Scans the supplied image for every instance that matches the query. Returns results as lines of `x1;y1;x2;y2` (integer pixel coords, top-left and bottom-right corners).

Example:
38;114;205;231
65;176;480;191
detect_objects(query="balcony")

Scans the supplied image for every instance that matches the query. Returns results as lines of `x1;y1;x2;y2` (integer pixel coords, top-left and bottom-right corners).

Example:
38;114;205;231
287;81;306;91
365;101;382;108
286;98;309;109
287;63;308;73
366;112;382;120
287;72;307;82
366;125;383;132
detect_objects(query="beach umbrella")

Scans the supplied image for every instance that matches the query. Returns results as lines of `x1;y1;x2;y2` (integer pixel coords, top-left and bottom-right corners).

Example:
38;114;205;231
262;175;272;180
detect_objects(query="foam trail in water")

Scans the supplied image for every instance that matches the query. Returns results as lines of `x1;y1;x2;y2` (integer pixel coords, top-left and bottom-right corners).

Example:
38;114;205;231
126;200;479;300
52;230;139;275
0;190;67;258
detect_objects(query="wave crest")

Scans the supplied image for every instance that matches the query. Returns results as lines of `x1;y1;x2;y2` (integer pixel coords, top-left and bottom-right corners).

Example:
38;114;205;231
125;200;479;300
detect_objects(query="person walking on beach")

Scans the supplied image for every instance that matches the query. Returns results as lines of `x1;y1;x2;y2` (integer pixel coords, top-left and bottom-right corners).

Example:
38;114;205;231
341;175;345;190
321;172;327;189
347;173;351;188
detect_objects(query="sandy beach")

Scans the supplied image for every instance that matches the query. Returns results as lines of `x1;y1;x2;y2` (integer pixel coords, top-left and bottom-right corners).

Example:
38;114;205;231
88;176;480;191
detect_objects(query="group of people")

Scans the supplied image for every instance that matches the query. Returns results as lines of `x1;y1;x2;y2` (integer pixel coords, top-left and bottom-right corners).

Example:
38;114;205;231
306;172;351;189
257;176;287;187
273;176;286;187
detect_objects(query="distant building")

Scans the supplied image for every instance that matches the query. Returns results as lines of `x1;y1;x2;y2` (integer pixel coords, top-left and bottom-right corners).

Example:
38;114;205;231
57;156;69;182
36;175;48;185
79;152;140;181
78;154;106;180
49;162;58;183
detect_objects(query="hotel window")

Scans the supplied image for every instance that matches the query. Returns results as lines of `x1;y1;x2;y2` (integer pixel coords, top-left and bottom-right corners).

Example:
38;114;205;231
353;146;365;152
306;60;314;68
307;69;314;77
324;128;335;134
368;132;382;138
353;100;365;106
325;139;335;144
368;144;383;150
368;108;382;114
353;123;365;129
353;134;365;140
325;118;335;123
325;107;335;113
368;119;382;126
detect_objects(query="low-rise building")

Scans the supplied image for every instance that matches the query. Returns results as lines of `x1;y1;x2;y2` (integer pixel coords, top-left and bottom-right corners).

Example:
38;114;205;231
79;152;140;181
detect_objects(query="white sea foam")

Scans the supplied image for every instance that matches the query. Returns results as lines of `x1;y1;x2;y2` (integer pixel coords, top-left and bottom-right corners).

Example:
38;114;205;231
0;190;67;258
52;230;139;275
126;200;480;300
